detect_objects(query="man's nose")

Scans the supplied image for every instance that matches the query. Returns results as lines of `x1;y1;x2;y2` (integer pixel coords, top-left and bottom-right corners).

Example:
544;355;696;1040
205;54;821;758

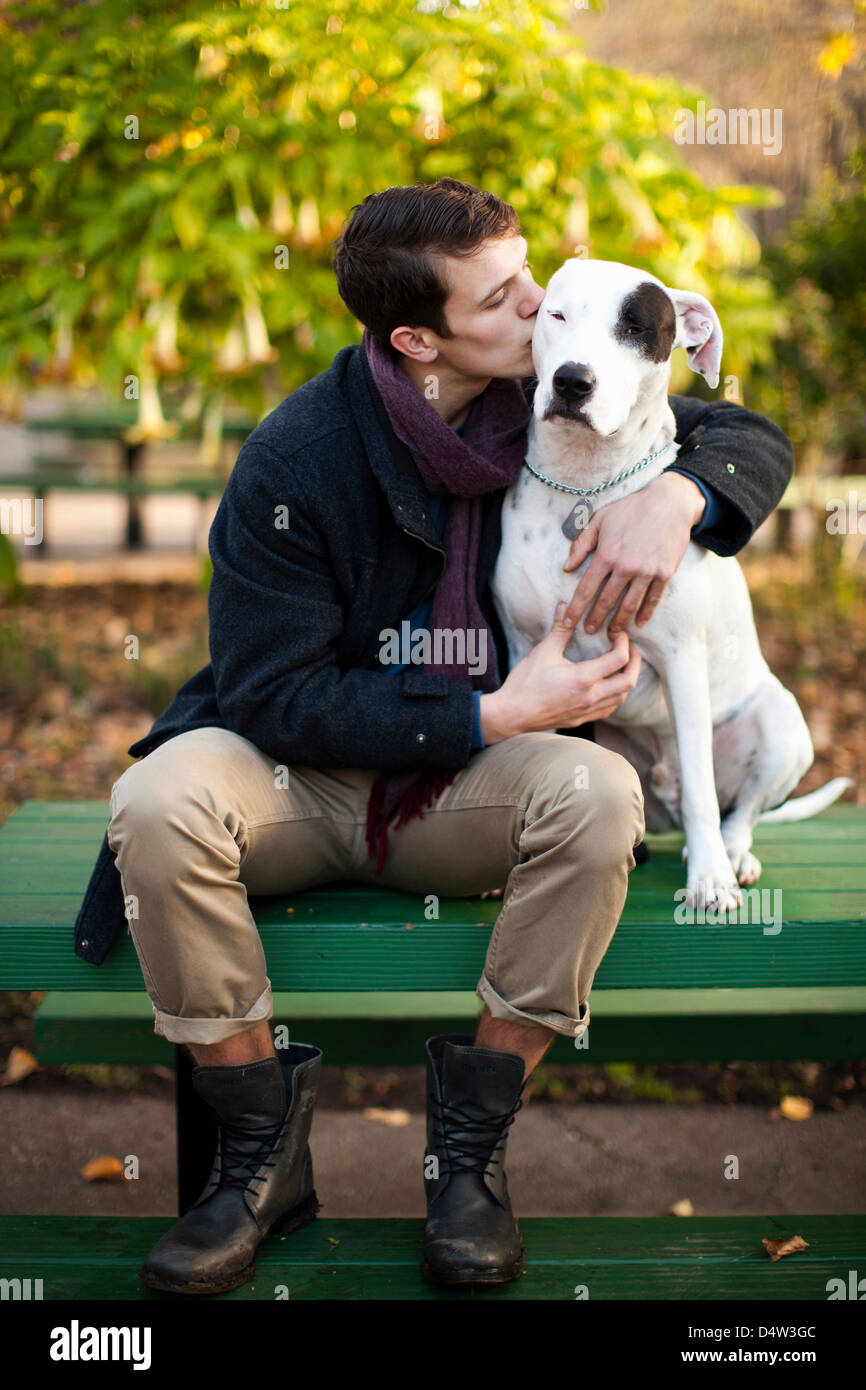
552;362;597;401
528;282;546;315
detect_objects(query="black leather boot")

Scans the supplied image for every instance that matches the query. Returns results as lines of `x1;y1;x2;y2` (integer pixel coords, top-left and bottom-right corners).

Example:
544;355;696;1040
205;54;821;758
140;1042;321;1295
422;1034;526;1285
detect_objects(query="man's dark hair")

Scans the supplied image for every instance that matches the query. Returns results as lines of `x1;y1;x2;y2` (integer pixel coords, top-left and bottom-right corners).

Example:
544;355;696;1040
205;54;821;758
331;177;521;348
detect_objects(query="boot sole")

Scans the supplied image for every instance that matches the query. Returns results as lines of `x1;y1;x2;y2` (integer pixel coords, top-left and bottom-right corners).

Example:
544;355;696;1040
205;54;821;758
421;1245;526;1287
139;1189;320;1296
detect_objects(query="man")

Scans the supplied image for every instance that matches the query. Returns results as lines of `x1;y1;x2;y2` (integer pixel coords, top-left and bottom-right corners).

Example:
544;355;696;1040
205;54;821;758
74;178;794;1293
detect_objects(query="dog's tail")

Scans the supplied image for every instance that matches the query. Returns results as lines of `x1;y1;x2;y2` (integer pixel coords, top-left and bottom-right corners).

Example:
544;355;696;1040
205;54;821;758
756;776;855;824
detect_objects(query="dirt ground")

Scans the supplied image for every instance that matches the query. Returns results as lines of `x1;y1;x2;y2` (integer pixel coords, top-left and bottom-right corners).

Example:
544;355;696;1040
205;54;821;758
2;1086;864;1218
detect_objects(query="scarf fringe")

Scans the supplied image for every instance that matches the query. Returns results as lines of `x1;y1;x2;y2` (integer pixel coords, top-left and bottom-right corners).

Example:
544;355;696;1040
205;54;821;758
365;768;457;878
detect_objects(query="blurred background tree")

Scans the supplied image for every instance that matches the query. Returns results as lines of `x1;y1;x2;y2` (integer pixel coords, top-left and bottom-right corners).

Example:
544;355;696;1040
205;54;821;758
581;0;866;472
750;144;866;470
0;0;783;445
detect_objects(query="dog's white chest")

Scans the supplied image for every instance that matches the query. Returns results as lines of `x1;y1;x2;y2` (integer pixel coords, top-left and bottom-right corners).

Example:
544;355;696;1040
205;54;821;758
491;469;766;737
492;470;569;647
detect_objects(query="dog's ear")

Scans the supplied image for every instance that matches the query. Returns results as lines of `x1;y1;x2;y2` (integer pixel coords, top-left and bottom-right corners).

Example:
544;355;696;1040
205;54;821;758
666;288;723;389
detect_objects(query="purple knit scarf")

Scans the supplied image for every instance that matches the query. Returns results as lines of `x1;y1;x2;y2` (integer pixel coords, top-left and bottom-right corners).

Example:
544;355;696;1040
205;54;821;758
363;328;529;874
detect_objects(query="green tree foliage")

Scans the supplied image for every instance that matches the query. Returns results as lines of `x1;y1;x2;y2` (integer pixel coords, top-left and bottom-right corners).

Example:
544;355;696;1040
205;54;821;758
0;0;783;435
752;145;866;470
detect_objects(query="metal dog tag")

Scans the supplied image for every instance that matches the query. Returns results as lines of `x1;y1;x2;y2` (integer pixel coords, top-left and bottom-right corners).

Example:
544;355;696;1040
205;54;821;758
561;499;594;540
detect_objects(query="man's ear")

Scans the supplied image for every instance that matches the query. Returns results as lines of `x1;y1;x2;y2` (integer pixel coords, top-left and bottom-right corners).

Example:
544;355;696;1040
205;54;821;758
390;325;438;362
666;288;723;389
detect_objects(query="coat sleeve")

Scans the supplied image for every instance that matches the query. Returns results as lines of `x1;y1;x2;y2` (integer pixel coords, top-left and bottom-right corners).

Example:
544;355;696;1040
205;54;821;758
207;438;475;772
667;396;794;557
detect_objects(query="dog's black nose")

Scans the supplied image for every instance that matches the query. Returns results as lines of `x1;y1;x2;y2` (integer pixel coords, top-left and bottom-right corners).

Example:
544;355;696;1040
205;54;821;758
552;362;596;401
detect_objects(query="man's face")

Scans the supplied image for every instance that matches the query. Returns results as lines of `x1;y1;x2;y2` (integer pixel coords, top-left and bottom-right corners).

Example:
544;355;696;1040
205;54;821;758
423;234;545;381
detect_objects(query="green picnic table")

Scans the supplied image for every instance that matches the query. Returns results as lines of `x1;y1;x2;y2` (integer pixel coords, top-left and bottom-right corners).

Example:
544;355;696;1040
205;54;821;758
22;409;255;549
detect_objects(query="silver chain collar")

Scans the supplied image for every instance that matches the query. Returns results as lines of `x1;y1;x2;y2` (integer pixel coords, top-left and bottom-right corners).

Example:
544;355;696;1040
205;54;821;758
522;438;678;498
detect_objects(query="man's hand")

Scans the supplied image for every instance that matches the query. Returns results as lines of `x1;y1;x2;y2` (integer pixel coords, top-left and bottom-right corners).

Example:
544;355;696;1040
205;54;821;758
561;470;706;637
480;606;641;744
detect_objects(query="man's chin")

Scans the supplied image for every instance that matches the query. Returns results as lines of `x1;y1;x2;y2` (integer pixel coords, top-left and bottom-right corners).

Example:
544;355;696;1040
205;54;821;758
478;348;535;382
511;352;537;380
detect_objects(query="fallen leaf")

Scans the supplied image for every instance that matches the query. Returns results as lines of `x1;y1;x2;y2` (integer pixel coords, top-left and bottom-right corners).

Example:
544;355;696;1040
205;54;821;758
668;1198;694;1217
762;1235;809;1262
81;1155;125;1181
0;1046;39;1086
363;1107;412;1127
780;1095;813;1121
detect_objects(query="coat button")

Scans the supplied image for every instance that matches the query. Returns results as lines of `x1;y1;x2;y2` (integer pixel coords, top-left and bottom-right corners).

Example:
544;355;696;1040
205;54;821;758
727;463;735;472
416;732;426;743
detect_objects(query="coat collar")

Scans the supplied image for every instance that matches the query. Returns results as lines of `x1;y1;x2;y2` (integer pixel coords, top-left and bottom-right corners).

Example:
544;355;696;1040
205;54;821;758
347;342;444;549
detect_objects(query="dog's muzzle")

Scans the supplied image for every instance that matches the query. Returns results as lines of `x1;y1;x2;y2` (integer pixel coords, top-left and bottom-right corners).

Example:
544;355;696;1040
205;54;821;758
544;361;597;423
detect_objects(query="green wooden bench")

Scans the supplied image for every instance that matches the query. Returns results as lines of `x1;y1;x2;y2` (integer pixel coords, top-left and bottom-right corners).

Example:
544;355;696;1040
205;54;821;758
20;410;253;547
2;798;865;1300
2;466;226;555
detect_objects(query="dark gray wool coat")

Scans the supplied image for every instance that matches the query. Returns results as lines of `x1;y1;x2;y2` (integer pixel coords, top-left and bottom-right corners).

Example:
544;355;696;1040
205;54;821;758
74;342;794;964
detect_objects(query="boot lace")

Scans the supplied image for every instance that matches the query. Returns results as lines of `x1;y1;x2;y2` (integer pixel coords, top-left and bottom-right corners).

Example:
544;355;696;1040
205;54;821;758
214;1117;284;1192
430;1093;523;1179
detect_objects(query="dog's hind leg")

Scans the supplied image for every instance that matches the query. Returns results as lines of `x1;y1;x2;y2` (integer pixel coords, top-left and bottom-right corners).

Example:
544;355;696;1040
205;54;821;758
716;679;814;884
720;802;764;885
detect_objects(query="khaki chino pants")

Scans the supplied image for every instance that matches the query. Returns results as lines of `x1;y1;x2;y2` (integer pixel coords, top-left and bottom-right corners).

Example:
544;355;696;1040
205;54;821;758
107;726;645;1045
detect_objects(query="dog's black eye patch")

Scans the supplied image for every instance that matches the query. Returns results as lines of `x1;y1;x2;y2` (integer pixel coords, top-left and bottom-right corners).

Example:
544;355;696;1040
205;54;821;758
614;283;676;363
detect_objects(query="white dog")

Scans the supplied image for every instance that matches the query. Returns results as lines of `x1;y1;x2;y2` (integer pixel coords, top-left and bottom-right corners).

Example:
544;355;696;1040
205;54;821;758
491;259;852;912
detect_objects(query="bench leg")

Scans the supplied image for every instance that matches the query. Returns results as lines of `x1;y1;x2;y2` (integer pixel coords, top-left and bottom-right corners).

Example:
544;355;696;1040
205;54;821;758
175;1045;219;1217
123;441;144;550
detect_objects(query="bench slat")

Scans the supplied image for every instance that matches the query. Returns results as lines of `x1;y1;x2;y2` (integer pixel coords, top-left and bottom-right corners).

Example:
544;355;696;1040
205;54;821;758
3;918;866;991
4;796;865;833
33;987;866;1064
7;848;866;893
0;1215;862;1300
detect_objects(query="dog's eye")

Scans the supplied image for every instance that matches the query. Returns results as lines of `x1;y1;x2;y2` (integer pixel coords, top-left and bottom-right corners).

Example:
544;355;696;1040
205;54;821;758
547;310;566;322
623;322;644;335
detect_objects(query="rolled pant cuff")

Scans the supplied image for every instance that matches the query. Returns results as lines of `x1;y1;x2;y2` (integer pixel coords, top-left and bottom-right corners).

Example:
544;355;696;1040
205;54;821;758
477;974;590;1038
153;981;274;1045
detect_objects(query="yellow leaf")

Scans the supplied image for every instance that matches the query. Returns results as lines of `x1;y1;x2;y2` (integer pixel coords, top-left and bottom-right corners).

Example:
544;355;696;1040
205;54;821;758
363;1107;412;1127
0;1046;39;1086
780;1095;813;1121
762;1235;809;1262
81;1155;125;1182
816;33;857;78
668;1198;694;1217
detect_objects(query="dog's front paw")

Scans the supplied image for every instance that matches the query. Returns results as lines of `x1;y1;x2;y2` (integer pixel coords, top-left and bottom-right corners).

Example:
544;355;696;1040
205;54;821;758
727;846;762;885
684;863;743;916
